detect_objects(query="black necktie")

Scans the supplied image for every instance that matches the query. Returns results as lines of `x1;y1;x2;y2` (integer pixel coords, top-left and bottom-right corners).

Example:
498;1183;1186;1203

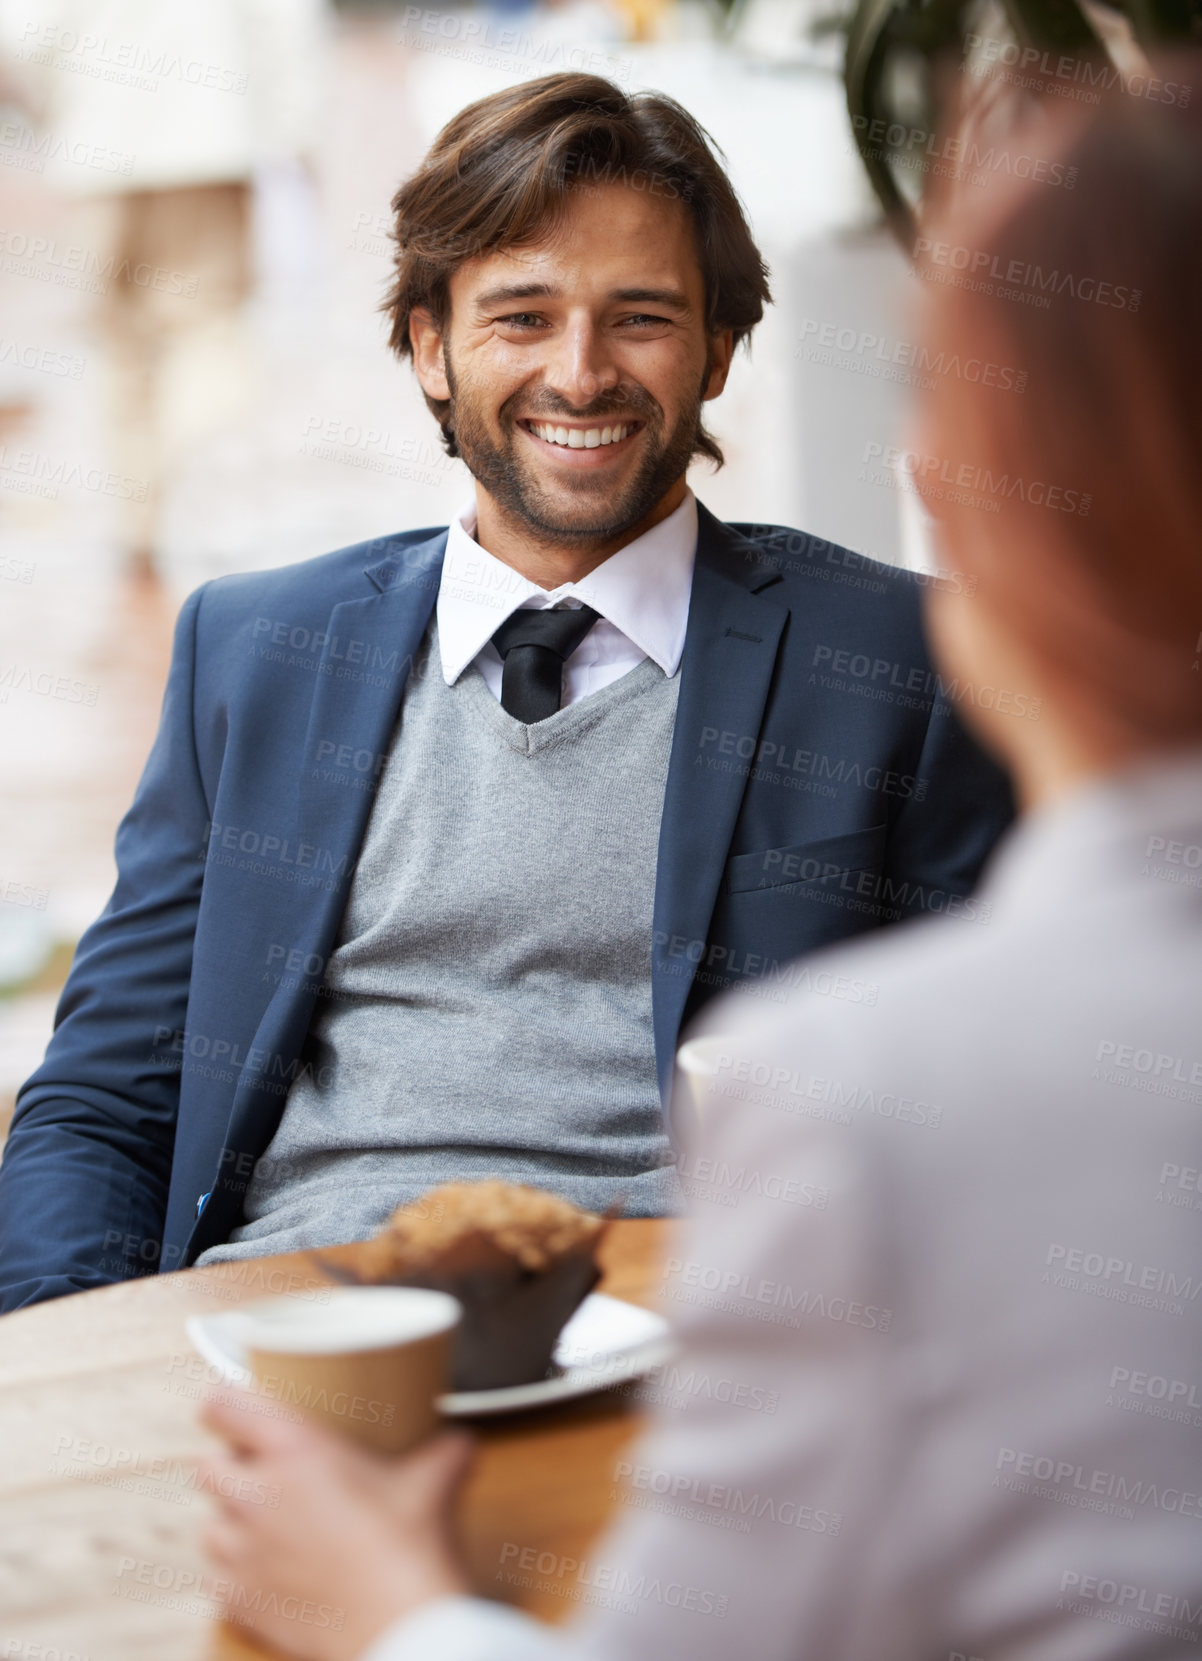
490;604;601;723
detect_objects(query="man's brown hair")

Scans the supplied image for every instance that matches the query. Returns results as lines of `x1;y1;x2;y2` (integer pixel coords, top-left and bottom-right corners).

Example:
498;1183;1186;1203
381;72;771;463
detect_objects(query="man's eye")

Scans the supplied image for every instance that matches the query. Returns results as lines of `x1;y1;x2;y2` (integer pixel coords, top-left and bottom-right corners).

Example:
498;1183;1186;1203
498;313;545;329
620;314;670;327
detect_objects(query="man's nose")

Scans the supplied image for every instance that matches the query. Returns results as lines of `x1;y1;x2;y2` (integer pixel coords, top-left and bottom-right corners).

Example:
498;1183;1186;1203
541;319;621;409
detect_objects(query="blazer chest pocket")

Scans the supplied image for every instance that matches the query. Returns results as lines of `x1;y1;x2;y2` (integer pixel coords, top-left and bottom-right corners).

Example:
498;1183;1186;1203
724;823;888;895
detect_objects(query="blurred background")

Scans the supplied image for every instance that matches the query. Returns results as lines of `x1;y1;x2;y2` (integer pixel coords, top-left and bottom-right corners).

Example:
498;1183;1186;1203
0;0;952;1130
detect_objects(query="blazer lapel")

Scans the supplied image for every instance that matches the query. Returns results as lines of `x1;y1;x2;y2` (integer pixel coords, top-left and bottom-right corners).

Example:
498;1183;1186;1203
291;533;446;892
206;533;447;1227
652;505;788;1103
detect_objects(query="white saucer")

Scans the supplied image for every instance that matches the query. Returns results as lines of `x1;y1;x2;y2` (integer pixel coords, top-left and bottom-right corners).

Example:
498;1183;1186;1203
186;1291;674;1419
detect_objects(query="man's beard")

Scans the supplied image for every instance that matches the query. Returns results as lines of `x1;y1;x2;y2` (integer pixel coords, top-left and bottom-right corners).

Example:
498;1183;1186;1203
444;355;709;548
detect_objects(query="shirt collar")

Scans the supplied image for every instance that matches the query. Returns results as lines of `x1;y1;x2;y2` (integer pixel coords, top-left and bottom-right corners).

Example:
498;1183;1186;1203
435;489;698;686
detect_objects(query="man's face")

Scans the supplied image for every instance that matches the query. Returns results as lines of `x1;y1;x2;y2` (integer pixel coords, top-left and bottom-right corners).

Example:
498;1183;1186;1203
410;183;733;547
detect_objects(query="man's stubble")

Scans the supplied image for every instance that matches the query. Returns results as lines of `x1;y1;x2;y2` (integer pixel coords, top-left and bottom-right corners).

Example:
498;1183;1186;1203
443;350;711;550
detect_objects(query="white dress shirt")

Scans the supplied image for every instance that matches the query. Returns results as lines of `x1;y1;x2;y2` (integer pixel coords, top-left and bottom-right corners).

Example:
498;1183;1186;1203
434;491;697;705
359;748;1202;1661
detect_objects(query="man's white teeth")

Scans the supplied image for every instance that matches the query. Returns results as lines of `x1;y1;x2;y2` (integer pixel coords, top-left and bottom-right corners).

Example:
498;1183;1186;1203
529;421;633;448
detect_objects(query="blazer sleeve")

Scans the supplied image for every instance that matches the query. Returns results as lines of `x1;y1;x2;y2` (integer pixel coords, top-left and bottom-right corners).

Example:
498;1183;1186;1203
0;584;212;1313
882;687;1015;922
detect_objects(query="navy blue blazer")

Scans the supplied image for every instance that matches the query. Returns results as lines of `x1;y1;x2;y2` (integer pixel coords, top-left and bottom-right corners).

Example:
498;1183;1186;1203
0;502;1013;1310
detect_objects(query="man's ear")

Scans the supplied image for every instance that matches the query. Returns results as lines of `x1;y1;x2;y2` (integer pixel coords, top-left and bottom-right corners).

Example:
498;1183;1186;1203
409;307;451;401
703;329;735;402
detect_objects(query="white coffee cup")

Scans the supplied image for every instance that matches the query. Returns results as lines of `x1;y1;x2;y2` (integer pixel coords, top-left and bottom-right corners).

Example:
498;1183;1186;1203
221;1286;461;1454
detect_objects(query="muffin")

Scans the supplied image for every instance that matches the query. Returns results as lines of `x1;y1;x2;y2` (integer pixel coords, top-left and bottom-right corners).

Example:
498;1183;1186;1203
357;1181;607;1392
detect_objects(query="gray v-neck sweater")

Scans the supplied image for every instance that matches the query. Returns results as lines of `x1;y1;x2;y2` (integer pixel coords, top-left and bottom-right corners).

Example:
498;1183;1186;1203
200;622;684;1262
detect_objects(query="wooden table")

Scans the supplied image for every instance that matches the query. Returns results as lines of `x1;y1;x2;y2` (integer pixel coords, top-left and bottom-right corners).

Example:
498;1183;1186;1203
0;1221;669;1660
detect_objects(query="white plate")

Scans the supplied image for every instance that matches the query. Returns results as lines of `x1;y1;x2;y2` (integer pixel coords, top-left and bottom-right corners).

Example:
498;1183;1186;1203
186;1291;675;1419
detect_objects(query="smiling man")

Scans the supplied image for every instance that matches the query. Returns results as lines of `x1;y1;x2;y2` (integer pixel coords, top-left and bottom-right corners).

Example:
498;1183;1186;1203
409;189;715;577
0;75;1012;1306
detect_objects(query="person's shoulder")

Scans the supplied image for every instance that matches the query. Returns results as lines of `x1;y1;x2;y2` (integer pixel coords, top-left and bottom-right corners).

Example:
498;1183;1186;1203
704;866;1202;1163
191;525;448;620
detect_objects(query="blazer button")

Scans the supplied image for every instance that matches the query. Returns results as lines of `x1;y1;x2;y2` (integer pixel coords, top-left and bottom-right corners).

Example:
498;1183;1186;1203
195;1191;211;1219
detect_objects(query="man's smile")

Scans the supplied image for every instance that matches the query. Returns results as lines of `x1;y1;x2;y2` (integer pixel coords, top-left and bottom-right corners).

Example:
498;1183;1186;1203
517;417;645;467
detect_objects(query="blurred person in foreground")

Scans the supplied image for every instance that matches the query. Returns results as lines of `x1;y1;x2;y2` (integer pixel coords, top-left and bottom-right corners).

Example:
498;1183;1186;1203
200;73;1202;1661
0;73;1011;1310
